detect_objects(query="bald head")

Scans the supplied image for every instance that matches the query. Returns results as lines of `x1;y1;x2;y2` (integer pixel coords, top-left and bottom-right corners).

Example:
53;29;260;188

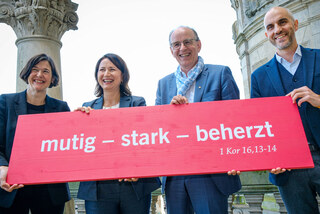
264;7;295;29
169;26;199;45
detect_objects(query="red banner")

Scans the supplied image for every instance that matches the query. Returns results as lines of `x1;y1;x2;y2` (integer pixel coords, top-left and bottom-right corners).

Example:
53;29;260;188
7;96;313;185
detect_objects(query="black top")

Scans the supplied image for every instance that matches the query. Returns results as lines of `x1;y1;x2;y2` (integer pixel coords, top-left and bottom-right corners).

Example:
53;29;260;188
27;102;45;114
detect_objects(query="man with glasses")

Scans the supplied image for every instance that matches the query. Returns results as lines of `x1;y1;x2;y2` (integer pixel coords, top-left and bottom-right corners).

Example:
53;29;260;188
155;26;241;214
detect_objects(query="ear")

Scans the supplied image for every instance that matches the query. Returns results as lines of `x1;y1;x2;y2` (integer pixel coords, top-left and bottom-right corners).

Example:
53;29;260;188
170;47;174;55
294;19;299;31
197;40;202;53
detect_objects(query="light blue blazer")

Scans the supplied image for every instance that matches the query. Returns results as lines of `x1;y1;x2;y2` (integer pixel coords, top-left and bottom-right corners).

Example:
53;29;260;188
251;46;320;186
156;64;242;196
77;95;161;201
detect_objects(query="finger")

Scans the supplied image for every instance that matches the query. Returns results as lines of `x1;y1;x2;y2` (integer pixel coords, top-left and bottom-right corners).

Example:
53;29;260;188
227;170;236;175
1;183;17;192
118;179;123;182
286;92;292;97
297;96;308;107
291;93;302;104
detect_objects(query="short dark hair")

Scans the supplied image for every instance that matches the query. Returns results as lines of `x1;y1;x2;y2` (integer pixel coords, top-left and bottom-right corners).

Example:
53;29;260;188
19;53;59;88
169;26;200;45
94;53;131;97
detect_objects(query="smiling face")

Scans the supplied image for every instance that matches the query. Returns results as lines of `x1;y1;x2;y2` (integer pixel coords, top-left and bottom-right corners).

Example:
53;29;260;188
264;7;298;51
27;60;53;93
97;58;123;93
170;27;201;74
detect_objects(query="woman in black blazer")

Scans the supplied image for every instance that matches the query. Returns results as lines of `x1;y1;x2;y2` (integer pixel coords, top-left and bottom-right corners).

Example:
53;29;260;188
77;53;161;214
0;54;70;214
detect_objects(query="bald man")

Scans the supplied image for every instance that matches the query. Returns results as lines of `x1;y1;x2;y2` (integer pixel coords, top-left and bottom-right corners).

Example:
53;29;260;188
251;7;320;213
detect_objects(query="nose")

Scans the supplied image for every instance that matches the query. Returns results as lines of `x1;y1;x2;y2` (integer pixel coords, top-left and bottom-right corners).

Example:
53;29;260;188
179;43;187;50
274;24;282;34
36;70;43;77
104;70;111;76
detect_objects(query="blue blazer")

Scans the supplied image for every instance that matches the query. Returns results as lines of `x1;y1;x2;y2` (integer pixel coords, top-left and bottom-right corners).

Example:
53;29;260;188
251;46;320;186
77;95;161;201
0;90;71;208
156;64;242;196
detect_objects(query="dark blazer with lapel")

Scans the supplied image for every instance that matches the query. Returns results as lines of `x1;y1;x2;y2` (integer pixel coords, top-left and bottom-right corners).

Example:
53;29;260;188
0;90;71;208
77;95;161;201
251;46;320;186
156;64;242;196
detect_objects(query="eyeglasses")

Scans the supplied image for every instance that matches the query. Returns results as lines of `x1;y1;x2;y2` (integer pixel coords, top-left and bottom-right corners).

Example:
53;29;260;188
170;39;197;50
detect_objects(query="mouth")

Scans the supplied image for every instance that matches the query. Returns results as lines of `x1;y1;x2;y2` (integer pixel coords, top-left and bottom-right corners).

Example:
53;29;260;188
275;34;287;40
179;53;191;57
34;80;45;83
103;79;113;83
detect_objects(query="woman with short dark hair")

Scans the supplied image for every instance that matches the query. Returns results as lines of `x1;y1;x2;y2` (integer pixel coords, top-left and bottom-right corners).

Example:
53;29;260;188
0;53;70;214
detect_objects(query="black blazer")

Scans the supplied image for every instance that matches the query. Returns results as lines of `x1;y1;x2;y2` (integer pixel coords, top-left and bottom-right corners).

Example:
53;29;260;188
77;95;161;201
0;90;70;208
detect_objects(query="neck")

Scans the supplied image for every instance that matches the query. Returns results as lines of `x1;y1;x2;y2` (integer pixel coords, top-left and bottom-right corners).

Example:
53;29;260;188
26;87;47;105
103;90;121;107
277;43;298;63
181;68;190;76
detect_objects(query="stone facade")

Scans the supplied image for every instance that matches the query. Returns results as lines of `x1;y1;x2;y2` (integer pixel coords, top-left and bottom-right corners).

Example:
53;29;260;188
0;0;78;99
231;0;320;98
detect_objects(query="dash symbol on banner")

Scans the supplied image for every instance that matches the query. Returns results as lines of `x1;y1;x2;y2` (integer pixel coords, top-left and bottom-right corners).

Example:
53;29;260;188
176;135;189;139
102;140;115;143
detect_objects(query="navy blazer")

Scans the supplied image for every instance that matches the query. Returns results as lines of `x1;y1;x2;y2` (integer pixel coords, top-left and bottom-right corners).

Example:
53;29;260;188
251;46;320;186
77;95;161;201
0;90;71;208
156;64;242;196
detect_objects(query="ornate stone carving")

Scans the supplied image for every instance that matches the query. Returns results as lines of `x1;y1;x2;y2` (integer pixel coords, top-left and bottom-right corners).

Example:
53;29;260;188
0;0;78;40
231;0;239;10
232;21;239;41
244;0;274;18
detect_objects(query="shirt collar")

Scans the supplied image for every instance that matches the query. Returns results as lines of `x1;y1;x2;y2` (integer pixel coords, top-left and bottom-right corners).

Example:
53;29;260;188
276;45;302;64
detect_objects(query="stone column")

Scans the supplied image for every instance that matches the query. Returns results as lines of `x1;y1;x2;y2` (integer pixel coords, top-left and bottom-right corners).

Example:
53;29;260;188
0;0;78;99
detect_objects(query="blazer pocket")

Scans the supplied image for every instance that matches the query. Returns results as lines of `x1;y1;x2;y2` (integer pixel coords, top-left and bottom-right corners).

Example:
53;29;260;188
202;89;220;102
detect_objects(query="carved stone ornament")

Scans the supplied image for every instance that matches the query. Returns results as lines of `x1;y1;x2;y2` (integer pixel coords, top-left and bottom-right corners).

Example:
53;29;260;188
230;0;239;9
244;0;274;18
0;0;78;40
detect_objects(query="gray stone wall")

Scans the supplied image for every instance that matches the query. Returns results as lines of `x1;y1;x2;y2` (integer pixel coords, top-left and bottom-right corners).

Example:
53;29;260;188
231;0;320;98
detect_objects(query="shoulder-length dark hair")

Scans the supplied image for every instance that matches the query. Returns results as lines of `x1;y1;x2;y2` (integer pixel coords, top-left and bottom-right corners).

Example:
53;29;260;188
94;53;131;97
19;53;59;88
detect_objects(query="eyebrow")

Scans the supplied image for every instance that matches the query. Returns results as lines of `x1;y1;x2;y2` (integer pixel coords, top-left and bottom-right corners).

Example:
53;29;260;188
278;18;289;22
265;17;289;29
